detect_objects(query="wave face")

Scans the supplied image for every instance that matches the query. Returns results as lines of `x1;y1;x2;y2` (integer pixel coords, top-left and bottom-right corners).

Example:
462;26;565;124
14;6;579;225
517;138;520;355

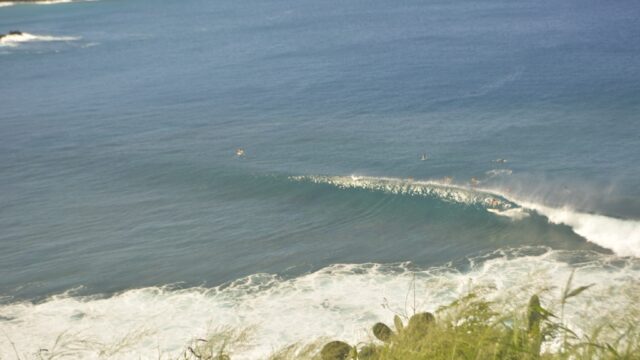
292;175;640;257
0;32;79;47
1;248;638;359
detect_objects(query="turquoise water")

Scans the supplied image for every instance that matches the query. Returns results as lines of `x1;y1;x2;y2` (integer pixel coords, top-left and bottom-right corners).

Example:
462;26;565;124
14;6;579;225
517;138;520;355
1;0;639;358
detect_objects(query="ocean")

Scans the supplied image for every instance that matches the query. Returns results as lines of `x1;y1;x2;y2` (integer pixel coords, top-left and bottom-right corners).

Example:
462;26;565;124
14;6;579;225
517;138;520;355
1;0;639;358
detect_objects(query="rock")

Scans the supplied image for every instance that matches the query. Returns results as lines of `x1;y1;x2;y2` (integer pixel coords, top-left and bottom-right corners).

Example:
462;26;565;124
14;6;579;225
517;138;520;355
320;341;352;360
406;312;435;334
358;344;379;359
70;311;85;320
372;322;393;342
0;30;22;40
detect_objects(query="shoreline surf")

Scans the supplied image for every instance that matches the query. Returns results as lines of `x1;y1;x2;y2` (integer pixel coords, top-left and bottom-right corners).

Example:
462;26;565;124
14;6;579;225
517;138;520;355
1;247;637;359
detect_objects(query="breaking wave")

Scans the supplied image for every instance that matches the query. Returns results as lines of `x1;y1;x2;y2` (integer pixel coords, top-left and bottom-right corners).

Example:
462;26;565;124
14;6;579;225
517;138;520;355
291;175;640;257
290;175;519;211
0;32;79;47
0;0;95;7
513;200;640;258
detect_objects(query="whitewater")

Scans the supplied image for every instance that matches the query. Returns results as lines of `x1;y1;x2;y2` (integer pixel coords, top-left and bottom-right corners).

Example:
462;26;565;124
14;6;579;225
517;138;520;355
1;248;638;359
0;32;79;46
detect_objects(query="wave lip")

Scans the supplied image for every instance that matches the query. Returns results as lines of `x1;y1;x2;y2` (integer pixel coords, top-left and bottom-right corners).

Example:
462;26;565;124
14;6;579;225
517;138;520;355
291;174;517;210
0;32;79;47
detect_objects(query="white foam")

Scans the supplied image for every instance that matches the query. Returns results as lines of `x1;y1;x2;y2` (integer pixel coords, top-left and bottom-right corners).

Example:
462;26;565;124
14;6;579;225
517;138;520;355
469;185;640;257
0;249;637;359
0;32;79;47
513;201;640;257
487;207;529;220
476;185;640;257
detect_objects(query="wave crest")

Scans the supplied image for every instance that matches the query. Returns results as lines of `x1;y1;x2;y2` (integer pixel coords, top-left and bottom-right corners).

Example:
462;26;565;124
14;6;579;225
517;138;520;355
0;32;79;47
0;0;95;7
291;175;517;210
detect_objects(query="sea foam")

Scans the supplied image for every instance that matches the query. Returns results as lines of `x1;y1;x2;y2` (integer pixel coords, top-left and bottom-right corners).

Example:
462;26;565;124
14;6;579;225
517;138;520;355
0;248;637;359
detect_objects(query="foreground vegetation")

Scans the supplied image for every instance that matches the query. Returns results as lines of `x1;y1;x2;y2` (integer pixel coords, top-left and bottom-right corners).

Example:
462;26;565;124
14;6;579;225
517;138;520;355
180;274;639;360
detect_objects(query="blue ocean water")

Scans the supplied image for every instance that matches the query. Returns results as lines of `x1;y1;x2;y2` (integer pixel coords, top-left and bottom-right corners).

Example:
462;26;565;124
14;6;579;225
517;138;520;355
1;0;639;357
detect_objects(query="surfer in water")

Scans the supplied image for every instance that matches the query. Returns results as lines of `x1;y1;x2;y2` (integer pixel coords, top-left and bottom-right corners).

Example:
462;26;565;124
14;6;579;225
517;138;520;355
487;198;501;209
